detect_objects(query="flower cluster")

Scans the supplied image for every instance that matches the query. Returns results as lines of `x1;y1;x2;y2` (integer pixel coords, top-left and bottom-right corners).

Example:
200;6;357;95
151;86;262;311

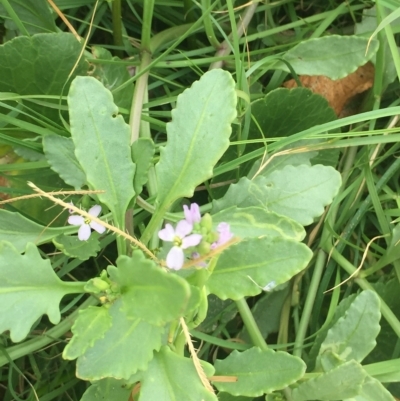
158;203;233;270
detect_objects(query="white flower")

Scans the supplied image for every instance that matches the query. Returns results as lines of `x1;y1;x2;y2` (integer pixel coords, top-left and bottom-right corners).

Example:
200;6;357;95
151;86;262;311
158;220;202;270
68;205;106;241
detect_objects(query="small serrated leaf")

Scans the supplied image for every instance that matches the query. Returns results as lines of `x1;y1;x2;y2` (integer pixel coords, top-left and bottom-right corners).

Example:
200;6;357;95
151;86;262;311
277;35;379;79
317;290;381;366
76;299;163;380
214;347;306;397
108;250;191;325
80;378;132;401
63;306;112;360
207;237;312;300
53;233;101;261
43;135;86;189
212;207;305;241
292;361;367;401
0;242;81;342
213;165;342;226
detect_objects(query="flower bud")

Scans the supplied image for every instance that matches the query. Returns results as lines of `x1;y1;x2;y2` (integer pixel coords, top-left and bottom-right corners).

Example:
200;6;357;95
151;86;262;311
200;213;213;232
196;239;211;255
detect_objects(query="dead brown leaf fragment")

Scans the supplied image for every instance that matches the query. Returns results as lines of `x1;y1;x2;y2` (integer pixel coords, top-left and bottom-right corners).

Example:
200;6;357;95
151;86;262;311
283;62;374;117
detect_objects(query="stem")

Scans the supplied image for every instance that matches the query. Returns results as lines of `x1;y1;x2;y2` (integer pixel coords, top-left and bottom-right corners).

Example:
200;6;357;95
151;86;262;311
201;0;220;49
235;298;268;350
0;296;98;367
111;0;124;57
141;0;155;52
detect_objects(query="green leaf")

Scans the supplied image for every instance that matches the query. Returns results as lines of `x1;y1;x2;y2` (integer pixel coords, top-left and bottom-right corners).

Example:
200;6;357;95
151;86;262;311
212;207;305;241
91;46;134;111
0;33;88;120
68;76;136;225
80;378;132;401
214;347;306;397
213;165;342;226
292;361;367;401
53;233;101;261
107;250;191;325
0;209;66;252
207;237;312;300
131;138;155;196
276;35;379;79
0;242;81;342
218;393;253;401
249;88;336;139
76;299;163;380
135;346;217;401
63;306;112;360
0;0;57;35
43;135;87;189
317;290;381;367
344;376;395;401
156;69;236;209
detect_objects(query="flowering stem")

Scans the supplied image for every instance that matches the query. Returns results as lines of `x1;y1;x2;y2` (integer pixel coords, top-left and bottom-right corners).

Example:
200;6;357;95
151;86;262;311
235;298;268;350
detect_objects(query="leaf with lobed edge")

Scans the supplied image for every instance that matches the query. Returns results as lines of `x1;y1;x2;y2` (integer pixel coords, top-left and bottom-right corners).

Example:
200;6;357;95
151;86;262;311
207;237;312;300
156;69;237;210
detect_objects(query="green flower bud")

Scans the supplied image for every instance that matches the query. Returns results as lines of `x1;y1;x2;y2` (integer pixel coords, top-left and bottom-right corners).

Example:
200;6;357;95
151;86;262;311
197;239;211;255
200;213;213;231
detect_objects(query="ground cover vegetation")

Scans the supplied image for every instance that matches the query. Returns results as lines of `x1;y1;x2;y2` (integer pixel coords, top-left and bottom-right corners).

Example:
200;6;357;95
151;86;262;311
0;0;399;400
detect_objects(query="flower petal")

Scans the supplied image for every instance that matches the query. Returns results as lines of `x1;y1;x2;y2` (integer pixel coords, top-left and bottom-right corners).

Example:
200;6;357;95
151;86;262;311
68;215;84;226
88;204;102;217
166;246;184;270
183;203;201;224
175;219;193;238
181;233;202;249
78;224;91;241
90;221;106;234
158;224;175;241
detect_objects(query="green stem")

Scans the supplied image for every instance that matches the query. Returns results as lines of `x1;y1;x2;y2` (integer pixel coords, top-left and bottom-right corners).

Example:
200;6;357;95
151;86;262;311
141;0;155;52
201;0;220;49
0;296;98;368
235;298;268;350
111;0;123;57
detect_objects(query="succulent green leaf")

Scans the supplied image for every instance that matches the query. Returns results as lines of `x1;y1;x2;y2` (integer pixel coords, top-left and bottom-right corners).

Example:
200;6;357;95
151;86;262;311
344;376;395;401
156;69;236;210
317;290;381;366
0;242;82;342
214;347;306;397
276;35;379;79
0;209;66;252
0;0;56;35
53;233;101;261
213;165;342;226
63;306;112;360
107;251;191;325
136;346;217;401
212;207;305;241
76;299;163;380
68;76;136;224
43;135;86;189
249;88;336;140
80;378;132;401
131;138;155;196
292;361;367;401
0;33;88;120
218;394;253;401
207;237;312;300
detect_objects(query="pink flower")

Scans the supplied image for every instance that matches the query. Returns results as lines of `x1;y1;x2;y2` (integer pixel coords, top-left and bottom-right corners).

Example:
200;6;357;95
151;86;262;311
183;203;201;225
211;222;233;249
158;220;202;270
68;205;106;241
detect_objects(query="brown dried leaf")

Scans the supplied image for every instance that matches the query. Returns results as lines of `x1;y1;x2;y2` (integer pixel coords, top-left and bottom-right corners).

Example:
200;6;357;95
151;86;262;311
283;62;374;117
